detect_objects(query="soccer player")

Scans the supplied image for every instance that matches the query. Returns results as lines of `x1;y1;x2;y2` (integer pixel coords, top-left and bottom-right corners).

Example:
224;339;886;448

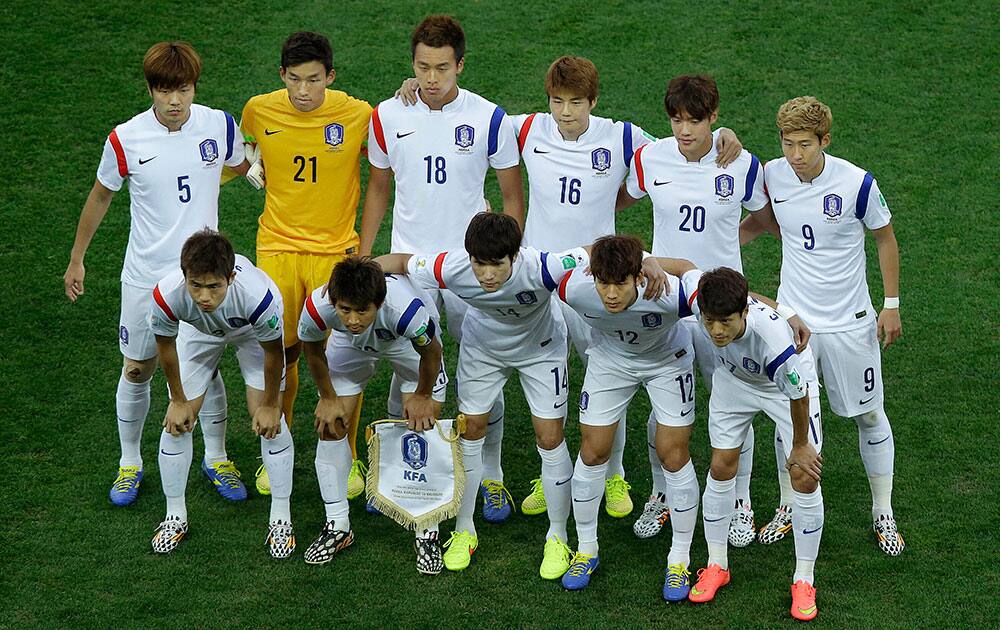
63;42;251;507
556;235;701;591
621;75;776;546
297;257;447;574
684;268;823;621
148;230;294;558
239;31;373;497
741;96;904;555
360;15;523;523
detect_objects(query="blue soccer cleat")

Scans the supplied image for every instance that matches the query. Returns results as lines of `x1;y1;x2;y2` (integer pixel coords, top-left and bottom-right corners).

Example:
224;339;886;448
366;499;381;515
109;466;143;506
561;552;600;590
480;479;514;523
663;563;692;601
202;459;247;501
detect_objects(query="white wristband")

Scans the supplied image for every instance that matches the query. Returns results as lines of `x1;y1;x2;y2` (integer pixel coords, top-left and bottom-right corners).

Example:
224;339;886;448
883;296;899;309
775;303;796;319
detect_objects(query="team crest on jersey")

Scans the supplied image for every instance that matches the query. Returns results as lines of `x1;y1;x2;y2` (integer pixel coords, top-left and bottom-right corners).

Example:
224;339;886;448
715;174;735;198
641;313;662;328
823;194;843;218
579;391;590;411
742;357;761;374
516;291;538;305
375;328;396;341
199;139;219;163
119;326;129;345
227;317;249;328
325;123;344;147
455;124;475;149
402;433;429;470
591;148;611;172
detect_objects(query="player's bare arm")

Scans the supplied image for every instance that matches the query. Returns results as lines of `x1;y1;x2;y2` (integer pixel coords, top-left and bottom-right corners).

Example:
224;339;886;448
614;182;640;212
301;338;351;439
404;336;443;432
155;333;197;436
64;180;115;302
750;292;812;352
252;337;285;439
496;164;525;228
785;389;822;483
872;223;901;348
714;127;743;168
359;165;393;256
372;253;413;275
739;202;781;245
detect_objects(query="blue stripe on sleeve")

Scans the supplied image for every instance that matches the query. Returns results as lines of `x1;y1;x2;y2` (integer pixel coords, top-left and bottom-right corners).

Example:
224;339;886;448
623;122;634;168
487;106;505;157
224;112;236;162
765;344;797;381
248;290;273;325
855;172;874;220
396;299;424;336
677;279;693;318
540;252;558;291
742;154;760;203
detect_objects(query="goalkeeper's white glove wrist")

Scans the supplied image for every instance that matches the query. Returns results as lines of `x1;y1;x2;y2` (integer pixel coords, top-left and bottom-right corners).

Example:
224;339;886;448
246;161;265;190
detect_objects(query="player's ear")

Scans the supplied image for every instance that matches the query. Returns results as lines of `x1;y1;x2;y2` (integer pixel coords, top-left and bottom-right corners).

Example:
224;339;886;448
589;96;598;110
709;109;719;125
325;68;336;86
456;57;465;75
819;133;831;150
228;272;236;285
278;66;286;81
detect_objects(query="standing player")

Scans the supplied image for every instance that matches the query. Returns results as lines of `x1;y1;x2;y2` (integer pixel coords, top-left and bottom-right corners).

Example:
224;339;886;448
621;75;773;546
148;231;294;558
239;32;373;496
685;268;823;621
63;42;251;507
360;15;523;523
297;258;447;574
741;96;904;555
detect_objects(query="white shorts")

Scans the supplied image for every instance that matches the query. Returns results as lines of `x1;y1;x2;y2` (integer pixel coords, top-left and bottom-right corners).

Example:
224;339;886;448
326;331;447;402
709;371;823;453
550;295;596;363
579;345;695;427
683;316;718;387
811;323;883;417
433;289;469;344
457;338;568;419
119;282;157;360
176;324;286;399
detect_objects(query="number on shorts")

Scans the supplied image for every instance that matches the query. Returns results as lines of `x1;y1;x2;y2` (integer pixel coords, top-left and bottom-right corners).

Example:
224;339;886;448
863;366;876;392
550;366;568;395
675;372;694;404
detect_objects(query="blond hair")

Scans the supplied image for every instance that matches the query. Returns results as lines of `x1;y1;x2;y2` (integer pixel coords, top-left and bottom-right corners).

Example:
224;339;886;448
776;96;832;139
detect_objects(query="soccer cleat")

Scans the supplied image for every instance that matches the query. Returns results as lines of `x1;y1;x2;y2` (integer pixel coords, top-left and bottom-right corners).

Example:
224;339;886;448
633;495;670;539
415;532;444;575
303;521;354;565
873;514;905;556
604;474;634;518
109;466;143;506
728;501;756;547
266;520;296;559
347;459;367;500
662;563;692;602
201;460;247;501
758;505;793;545
255;464;271;496
790;580;818;621
151;516;188;554
539;536;572;580
365;499;381;515
520;478;548;516
442;530;478;571
480;479;514;523
688;564;731;603
561;552;599;590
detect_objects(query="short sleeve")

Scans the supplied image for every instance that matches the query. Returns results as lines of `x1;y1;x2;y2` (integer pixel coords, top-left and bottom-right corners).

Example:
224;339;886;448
149;285;179;338
630;123;655;153
540;247;587;292
487;109;520;169
677;269;704;318
223;111;245;167
396;297;433;347
367;104;390;169
248;289;283;343
625;145;648;200
406;253;445;290
741;154;768;212
297;288;331;343
96;133;126;191
861;178;892;230
771;349;807;400
239;100;257;144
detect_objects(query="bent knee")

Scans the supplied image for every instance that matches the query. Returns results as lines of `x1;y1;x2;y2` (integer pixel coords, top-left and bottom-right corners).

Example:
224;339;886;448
855;410;881;429
123;357;156;382
790;467;818;493
658;446;691;472
709;453;739;481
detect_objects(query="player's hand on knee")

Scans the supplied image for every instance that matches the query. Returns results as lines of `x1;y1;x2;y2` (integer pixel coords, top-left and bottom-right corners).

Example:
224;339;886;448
63;261;86;302
639;258;669;300
878;308;901;348
788;315;812;353
314;397;345;438
714;128;743;168
786;445;823;481
395;78;419;106
253;405;282;439
164;400;195;436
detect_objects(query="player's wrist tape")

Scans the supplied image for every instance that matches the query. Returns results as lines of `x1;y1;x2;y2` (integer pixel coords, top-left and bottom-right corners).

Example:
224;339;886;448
246;161;265;190
883;296;899;309
775;303;797;319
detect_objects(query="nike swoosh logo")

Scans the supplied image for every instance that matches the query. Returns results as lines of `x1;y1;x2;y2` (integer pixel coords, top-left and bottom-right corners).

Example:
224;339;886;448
541;338;553;347
160;450;183;456
210;418;227;424
704;515;728;522
553;400;567;409
674;505;697;513
681;408;693;417
573;495;600;503
859;395;876;405
739;447;752;455
802;527;823;535
264;129;282;135
866;436;890;446
118;417;141;423
798;605;817;615
555;477;572;486
324;500;343;504
268;445;291;455
533;147;550;154
653;180;671;186
396;131;415;138
138;156;157;165
774;198;788;203
487;417;504;426
583;313;600;319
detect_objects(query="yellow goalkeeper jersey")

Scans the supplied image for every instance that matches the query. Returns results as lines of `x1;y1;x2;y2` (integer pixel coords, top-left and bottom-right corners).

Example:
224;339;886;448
240;89;372;255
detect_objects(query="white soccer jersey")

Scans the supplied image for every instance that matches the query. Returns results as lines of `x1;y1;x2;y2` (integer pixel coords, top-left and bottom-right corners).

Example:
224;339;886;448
513;112;652;251
765;154;892;332
150;255;282;343
558;268;702;366
97;104;245;288
406;247;585;360
298;274;439;353
368;89;520;253
627;134;767;273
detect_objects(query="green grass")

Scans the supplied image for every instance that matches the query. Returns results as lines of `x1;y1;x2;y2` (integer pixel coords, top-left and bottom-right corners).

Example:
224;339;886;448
3;0;998;627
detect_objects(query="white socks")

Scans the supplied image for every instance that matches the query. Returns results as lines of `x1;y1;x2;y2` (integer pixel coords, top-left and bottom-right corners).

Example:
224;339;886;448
262;417;294;523
792;487;824;584
735;424;754;508
662;459;699;567
481;396;506;482
702;474;737;570
198;372;228;464
456;436;484;537
855;408;895;518
316;436;352;530
116;373;151;467
571;456;607;555
538;441;572;542
158;429;193;522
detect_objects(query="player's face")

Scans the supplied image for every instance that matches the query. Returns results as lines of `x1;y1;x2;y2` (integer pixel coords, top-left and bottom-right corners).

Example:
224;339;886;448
669;109;718;158
702;308;748;347
185;272;235;312
148;83;195;129
781;130;831;181
335;300;379;334
548;90;596;140
280;61;335;113
413;43;464;108
470;256;513;292
594;276;639;313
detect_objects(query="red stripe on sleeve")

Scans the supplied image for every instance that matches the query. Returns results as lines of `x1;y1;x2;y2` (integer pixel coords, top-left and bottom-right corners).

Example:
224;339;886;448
108;129;128;178
517;113;538;153
305;294;327;331
634;144;647;193
688;289;699;308
371;105;387;156
558;269;573;302
152;285;177;322
433;252;448;289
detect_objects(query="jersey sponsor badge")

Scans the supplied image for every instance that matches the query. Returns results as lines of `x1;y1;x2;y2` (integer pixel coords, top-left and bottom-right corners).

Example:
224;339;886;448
416;257;427;269
560;255;577;270
119;325;129;345
199;139;219;163
591;148;611;172
878;192;887;208
375;328;396;341
516;290;538;305
641;313;662;328
579;391;590;411
787;369;800;385
324;123;344;147
715;174;735;198
823;194;843;218
413;328;432;347
402;433;429;470
227;317;249;328
742;357;761;374
266;313;280;330
455;124;475;149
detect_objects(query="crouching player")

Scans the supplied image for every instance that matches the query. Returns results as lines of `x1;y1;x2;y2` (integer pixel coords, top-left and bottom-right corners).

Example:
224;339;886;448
687;268;823;621
149;230;295;558
298;257;447;573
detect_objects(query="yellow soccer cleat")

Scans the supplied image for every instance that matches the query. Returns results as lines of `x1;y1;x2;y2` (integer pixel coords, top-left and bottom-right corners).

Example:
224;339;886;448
539;536;572;580
255;464;271;496
442;530;478;571
347;459;367;500
604;474;634;518
520;478;548;516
